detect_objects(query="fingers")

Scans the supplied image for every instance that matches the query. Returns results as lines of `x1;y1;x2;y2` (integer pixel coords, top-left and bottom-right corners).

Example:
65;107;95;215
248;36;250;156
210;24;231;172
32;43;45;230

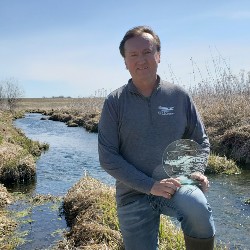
201;179;210;192
190;172;205;181
150;178;181;199
163;191;173;199
191;172;210;192
161;178;181;189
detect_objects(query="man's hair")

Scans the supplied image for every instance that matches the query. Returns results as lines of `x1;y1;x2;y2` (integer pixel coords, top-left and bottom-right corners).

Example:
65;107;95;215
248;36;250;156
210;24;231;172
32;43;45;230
119;26;161;58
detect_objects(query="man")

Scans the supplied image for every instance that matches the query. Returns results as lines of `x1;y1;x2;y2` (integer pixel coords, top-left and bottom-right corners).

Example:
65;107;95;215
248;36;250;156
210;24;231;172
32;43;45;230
98;26;215;250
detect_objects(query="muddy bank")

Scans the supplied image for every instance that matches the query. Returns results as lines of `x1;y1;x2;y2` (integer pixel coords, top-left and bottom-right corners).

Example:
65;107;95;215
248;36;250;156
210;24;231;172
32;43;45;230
0;111;48;184
28;109;100;133
0;141;36;183
48;111;100;133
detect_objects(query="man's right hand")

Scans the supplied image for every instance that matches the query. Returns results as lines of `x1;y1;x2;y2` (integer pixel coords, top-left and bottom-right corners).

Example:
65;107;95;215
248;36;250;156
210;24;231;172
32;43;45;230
150;178;181;199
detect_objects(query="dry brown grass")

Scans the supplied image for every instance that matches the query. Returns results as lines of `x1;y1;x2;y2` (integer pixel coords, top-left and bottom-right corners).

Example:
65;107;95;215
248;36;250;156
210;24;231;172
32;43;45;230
19;97;104;115
190;68;250;167
60;177;227;250
18;69;250;167
18;97;104;133
62;176;123;250
0;111;49;184
0;184;12;208
0;210;17;249
0;141;36;183
0;185;17;250
17;87;249;169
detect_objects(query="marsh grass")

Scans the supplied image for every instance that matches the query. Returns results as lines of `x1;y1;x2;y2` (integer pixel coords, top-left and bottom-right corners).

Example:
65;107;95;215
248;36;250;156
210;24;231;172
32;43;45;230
62;177;122;249
0;110;52;249
189;60;250;167
0;192;64;250
19;97;104;133
158;215;185;250
0;184;12;208
61;176;226;250
19;97;104;115
206;154;241;175
0;111;49;184
0;210;18;250
18;70;250;168
0;141;36;183
0;185;19;250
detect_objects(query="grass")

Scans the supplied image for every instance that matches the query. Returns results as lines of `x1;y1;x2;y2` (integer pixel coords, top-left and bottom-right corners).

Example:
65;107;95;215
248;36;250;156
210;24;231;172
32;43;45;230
62;177;122;249
0;111;49;184
0;110;50;249
17;97;104;132
17;65;250;168
1;65;249;249
206;154;241;175
61;176;227;250
0;185;18;250
189;63;250;168
0;210;18;250
18;94;246;173
0;191;63;250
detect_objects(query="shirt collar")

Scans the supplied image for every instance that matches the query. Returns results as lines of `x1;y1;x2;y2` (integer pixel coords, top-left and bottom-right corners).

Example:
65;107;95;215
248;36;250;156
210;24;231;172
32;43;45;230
127;75;162;95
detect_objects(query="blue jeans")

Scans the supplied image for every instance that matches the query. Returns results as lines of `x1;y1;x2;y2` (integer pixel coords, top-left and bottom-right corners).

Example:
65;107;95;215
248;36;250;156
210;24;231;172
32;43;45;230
117;185;215;250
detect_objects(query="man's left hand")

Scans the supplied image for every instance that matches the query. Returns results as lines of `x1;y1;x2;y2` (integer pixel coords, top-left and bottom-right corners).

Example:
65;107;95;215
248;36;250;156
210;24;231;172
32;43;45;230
190;172;210;192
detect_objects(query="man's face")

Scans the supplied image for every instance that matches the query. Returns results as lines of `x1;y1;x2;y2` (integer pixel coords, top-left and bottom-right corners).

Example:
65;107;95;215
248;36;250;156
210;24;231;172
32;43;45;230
124;33;160;83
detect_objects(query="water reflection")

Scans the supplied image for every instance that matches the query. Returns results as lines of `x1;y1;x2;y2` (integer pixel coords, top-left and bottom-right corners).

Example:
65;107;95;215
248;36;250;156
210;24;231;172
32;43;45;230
6;179;37;195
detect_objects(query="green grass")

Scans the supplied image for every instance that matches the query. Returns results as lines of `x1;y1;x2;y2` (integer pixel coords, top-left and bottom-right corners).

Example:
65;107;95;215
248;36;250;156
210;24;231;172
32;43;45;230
207;154;241;175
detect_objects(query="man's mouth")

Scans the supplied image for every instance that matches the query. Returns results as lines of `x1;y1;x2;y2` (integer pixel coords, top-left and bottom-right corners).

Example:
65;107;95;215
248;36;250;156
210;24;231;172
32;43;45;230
137;67;148;70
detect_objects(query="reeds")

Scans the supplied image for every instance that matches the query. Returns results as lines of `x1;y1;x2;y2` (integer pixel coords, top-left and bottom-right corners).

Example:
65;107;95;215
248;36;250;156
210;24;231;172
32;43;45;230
62;176;123;249
187;55;250;167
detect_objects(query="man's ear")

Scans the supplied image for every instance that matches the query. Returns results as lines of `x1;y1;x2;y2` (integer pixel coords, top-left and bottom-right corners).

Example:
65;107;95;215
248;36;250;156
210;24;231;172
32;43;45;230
157;52;161;63
124;60;128;70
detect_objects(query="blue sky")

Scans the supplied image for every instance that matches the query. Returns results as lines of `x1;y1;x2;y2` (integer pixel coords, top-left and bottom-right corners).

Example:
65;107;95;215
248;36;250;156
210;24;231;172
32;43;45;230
0;0;250;98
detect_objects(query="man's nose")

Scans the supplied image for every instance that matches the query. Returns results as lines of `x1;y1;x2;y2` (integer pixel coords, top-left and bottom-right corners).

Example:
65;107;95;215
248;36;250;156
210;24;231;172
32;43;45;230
137;53;146;63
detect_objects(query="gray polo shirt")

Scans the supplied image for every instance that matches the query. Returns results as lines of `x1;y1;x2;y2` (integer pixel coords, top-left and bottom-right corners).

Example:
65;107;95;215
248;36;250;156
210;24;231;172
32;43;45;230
98;76;209;206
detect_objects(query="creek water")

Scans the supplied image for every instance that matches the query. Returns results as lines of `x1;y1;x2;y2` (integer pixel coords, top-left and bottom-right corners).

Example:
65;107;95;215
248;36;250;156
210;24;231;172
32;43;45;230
10;113;249;250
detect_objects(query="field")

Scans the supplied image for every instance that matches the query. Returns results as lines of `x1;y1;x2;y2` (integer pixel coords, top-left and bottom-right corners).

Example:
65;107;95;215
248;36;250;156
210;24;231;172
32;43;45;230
18;97;105;114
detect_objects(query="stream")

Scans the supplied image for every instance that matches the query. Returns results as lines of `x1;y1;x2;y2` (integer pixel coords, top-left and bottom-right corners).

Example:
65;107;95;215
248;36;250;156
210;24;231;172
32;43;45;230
9;113;250;249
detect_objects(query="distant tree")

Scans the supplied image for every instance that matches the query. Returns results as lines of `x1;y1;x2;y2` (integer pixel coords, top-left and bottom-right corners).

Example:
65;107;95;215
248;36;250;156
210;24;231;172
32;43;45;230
0;83;5;108
0;78;24;112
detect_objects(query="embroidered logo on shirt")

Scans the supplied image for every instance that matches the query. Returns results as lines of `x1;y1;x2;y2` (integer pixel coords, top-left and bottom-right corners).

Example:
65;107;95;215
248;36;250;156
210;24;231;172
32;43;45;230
158;106;175;116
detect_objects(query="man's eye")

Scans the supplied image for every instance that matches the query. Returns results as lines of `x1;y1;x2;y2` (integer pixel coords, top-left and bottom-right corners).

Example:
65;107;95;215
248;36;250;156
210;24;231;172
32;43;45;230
145;50;152;54
130;54;137;57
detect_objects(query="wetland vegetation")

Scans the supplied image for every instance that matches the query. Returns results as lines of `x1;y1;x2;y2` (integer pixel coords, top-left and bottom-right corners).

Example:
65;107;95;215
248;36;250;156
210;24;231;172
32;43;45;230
0;67;249;249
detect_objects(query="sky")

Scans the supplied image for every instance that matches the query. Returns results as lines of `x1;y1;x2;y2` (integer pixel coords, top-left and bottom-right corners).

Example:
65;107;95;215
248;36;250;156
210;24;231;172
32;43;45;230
0;0;250;98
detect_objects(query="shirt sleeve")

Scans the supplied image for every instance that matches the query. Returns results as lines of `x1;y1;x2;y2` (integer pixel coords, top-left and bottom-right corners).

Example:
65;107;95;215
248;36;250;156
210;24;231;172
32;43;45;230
183;94;210;157
98;96;155;194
